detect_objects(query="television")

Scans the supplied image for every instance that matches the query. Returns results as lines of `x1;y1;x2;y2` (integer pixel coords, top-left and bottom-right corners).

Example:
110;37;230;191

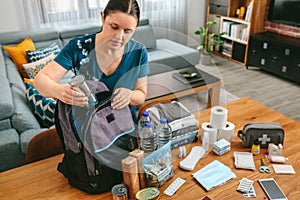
268;0;300;27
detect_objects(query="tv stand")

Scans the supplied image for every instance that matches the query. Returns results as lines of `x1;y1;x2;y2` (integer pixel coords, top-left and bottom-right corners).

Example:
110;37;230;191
247;32;300;84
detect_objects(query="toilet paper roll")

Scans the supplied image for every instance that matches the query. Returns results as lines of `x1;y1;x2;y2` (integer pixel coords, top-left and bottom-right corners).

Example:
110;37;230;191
210;106;228;129
217;121;235;142
201;122;218;145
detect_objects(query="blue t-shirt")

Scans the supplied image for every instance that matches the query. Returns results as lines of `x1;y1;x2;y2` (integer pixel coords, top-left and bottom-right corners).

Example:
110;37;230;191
54;33;150;122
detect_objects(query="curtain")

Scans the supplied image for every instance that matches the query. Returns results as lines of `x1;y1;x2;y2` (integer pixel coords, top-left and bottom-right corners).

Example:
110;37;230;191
23;0;187;36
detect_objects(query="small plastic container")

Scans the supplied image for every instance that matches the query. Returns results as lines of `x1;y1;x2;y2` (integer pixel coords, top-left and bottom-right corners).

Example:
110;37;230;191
251;139;260;155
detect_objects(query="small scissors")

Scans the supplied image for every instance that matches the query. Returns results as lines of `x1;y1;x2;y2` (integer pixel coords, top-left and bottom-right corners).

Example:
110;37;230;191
259;158;271;173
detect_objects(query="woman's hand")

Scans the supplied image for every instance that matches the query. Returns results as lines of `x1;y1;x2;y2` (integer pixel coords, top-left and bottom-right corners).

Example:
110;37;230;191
57;84;89;107
111;87;133;110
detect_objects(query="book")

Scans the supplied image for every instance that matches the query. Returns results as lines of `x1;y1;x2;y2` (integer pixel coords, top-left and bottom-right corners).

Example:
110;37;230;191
172;68;204;85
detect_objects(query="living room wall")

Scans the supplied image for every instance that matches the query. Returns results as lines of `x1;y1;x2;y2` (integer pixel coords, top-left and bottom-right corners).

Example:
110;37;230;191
264;0;300;39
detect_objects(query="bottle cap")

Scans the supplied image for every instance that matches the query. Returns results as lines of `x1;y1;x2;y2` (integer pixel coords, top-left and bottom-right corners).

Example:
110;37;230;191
254;139;260;145
142;111;149;117
160;118;167;124
144;121;152;127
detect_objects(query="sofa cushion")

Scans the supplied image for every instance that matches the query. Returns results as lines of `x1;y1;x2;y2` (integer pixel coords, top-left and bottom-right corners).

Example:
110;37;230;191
3;37;36;78
26;42;60;63
20;128;48;154
133;25;157;49
25;83;57;128
0;119;11;132
0;129;25;172
0;76;14;120
23;53;56;79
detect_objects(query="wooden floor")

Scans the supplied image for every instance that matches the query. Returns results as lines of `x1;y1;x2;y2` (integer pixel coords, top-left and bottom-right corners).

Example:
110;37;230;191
196;55;300;122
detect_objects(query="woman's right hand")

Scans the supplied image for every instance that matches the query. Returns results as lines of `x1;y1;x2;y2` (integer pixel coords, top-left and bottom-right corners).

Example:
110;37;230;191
57;84;89;107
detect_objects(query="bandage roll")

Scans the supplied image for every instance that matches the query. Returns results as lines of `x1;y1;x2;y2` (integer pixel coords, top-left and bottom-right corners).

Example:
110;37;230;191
201;122;218;145
217;121;235;142
210;106;228;129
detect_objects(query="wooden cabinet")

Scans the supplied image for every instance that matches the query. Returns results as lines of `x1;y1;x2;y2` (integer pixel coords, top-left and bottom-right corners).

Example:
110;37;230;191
247;32;300;84
207;0;268;66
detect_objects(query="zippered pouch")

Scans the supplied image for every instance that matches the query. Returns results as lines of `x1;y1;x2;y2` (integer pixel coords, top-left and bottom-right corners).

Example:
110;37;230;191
237;122;284;148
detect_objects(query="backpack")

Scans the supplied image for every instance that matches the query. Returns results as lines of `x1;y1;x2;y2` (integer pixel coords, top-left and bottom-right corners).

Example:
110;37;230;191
54;80;137;194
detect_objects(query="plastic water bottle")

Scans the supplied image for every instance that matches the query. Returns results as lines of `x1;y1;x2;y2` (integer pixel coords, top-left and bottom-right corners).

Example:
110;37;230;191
138;111;151;135
139;121;157;153
157;118;172;148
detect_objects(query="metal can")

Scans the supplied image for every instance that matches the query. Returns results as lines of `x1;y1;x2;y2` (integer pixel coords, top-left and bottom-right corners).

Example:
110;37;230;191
136;187;160;200
111;184;128;200
69;74;97;106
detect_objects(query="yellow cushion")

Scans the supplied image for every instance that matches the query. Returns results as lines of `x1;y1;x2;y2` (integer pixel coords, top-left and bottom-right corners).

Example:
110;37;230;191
3;37;36;78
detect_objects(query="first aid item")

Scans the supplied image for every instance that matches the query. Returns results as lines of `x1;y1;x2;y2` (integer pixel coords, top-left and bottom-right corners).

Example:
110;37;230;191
139;122;156;153
268;155;289;163
179;146;206;171
234;152;256;170
259;158;271;173
178;146;186;158
193;160;236;191
243;186;256;198
268;143;283;156
237;178;253;193
272;164;296;174
251;139;260;155
238;122;284;148
157;118;172;148
202;131;210;151
213;139;231;156
163;177;186;196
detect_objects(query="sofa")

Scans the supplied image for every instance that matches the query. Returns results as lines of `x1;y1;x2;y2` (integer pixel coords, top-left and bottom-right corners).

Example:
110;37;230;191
0;19;199;171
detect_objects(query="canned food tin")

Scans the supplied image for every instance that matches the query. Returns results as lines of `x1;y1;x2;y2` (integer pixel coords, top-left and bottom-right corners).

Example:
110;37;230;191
111;184;128;200
136;187;160;200
69;75;97;106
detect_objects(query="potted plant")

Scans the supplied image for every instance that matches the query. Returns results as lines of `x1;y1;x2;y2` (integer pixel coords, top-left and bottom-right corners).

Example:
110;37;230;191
195;20;226;65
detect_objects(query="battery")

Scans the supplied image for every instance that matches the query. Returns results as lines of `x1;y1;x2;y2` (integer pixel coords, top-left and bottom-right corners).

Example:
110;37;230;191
111;184;128;200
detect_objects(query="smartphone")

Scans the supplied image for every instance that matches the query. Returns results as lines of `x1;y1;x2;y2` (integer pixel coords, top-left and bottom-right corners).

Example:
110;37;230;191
258;178;288;200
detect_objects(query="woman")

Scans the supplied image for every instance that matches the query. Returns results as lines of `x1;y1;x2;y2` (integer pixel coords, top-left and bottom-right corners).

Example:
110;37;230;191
35;0;149;123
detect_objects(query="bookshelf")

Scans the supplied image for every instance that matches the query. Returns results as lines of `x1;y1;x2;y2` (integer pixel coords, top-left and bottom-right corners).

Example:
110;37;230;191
207;0;268;66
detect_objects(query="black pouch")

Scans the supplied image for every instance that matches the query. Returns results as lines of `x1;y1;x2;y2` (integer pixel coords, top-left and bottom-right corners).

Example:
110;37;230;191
237;122;284;148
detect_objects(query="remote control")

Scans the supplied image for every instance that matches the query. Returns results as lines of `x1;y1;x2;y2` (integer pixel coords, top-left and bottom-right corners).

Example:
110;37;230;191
179;146;206;171
163;177;185;196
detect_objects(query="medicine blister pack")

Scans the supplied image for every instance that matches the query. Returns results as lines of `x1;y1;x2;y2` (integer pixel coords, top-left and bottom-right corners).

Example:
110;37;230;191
163;177;185;196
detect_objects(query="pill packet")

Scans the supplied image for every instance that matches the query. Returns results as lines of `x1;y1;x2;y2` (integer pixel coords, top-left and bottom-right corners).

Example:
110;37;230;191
266;155;289;164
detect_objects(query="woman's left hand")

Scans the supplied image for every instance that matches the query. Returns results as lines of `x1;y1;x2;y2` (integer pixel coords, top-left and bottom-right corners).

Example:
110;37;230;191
111;87;133;109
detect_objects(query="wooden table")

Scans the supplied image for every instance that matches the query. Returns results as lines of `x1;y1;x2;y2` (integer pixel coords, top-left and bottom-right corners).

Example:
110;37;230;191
144;67;221;108
1;98;300;199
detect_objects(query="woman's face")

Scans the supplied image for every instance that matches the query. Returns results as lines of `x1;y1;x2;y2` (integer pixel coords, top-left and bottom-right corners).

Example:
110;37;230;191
101;11;138;50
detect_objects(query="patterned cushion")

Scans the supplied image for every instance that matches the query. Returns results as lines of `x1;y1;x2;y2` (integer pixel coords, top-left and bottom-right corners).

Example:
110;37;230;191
25;82;56;128
26;43;60;63
22;53;55;79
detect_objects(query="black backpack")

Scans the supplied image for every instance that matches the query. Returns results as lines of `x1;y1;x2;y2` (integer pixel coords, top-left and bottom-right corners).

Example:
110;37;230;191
54;80;137;194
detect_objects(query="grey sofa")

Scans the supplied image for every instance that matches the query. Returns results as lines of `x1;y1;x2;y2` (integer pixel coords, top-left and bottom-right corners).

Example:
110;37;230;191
0;19;199;171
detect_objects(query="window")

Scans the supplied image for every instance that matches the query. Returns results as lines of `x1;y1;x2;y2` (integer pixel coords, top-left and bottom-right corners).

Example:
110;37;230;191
24;0;186;34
